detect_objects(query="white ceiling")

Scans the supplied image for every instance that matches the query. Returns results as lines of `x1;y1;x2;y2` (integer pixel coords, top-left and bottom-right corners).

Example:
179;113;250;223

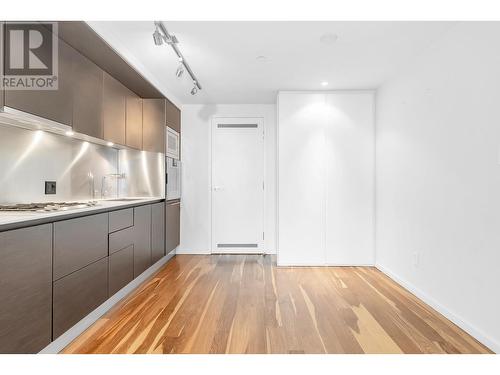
88;21;456;105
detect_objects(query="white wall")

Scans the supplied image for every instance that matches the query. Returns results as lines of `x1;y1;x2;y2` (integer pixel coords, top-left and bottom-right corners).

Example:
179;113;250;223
178;104;276;254
376;22;500;352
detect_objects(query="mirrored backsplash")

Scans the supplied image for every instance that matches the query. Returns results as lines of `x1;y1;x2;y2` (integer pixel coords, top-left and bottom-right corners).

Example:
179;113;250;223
0;124;164;204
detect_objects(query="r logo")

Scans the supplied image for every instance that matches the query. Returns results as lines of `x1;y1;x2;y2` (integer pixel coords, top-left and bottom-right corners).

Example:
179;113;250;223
1;22;58;90
4;23;54;75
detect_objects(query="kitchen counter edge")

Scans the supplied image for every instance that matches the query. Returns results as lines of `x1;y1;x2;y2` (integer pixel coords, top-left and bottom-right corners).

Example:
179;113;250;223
0;198;165;233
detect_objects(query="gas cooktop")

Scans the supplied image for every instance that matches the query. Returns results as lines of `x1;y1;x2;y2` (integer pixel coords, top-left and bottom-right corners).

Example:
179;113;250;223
0;201;99;212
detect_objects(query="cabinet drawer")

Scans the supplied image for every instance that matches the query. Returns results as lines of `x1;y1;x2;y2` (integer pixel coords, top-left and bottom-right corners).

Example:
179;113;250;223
53;257;108;339
53;213;108;280
109;245;134;296
109;225;135;255
109;208;134;233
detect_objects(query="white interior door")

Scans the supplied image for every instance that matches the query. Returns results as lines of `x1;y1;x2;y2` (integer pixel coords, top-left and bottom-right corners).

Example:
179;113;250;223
211;117;264;253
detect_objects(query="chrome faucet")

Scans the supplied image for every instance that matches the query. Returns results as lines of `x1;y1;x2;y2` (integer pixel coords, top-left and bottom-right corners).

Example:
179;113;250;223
87;172;96;200
101;173;126;199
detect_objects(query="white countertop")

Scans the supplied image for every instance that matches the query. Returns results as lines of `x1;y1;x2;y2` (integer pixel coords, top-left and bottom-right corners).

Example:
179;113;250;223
0;197;164;230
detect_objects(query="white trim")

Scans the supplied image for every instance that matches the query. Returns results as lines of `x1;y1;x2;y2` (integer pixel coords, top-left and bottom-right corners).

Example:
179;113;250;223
39;251;176;354
277;263;375;267
376;263;498;354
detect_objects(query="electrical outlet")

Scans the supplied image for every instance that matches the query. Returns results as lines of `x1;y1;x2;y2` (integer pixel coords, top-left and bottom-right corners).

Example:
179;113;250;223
413;251;420;267
45;181;57;195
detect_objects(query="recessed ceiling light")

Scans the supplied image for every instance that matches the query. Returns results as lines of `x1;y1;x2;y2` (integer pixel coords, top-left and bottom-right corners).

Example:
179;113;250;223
320;33;339;45
321;81;329;86
65;130;74;136
256;55;269;62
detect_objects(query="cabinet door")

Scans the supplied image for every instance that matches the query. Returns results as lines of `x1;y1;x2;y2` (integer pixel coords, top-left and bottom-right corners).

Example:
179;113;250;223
53;257;108;339
103;72;127;145
4;36;74;126
166;99;181;133
143;98;166;153
72;50;103;138
53;213;108;280
133;205;152;277
0;224;52;353
108;245;134;296
324;93;374;265
151;202;165;262
277;93;327;266
126;91;143;149
166;201;180;254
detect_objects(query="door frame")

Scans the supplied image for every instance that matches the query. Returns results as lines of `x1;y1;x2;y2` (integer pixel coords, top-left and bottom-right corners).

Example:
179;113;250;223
210;116;265;254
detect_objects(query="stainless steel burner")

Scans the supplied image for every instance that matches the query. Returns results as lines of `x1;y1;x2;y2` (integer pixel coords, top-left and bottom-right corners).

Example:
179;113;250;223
0;201;99;212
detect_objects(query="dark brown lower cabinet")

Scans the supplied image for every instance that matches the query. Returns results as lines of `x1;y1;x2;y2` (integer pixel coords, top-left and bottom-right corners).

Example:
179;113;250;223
53;257;108;339
133;205;152;277
0;202;166;350
166;201;180;254
108;245;134;296
151;202;166;262
53;212;108;281
0;224;52;353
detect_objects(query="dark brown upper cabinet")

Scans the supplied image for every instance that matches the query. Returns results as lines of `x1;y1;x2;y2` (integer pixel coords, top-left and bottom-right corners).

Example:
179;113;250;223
71;50;103;138
103;72;127;145
166;99;181;133
143;98;166;153
4;36;74;126
126;90;143;150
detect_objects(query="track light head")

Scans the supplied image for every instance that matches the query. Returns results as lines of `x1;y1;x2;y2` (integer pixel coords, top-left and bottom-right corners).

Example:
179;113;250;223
175;64;185;78
169;35;179;44
152;28;163;46
190;85;198;95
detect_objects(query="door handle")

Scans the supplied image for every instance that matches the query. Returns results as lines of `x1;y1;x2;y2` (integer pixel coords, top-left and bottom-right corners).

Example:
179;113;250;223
213;186;223;191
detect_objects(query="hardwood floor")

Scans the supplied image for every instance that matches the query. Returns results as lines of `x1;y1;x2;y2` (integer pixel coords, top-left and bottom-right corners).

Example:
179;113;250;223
62;255;492;354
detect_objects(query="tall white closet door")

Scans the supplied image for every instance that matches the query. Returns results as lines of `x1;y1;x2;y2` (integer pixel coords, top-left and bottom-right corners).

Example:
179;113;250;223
278;93;327;265
325;92;375;264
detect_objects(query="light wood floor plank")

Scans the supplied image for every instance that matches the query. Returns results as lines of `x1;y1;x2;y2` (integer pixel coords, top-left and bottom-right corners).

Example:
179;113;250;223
62;255;492;354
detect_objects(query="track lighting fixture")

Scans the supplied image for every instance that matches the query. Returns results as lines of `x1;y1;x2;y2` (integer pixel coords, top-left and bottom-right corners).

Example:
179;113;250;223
152;21;202;94
152;26;163;46
175;64;184;78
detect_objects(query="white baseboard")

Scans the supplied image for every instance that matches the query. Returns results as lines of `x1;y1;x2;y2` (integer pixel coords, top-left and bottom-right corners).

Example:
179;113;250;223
376;263;498;354
277;262;375;267
175;249;210;254
39;251;176;354
176;249;277;255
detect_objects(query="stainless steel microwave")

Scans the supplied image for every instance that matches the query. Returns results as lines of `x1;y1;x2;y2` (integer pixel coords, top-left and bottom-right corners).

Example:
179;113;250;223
166;127;180;160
